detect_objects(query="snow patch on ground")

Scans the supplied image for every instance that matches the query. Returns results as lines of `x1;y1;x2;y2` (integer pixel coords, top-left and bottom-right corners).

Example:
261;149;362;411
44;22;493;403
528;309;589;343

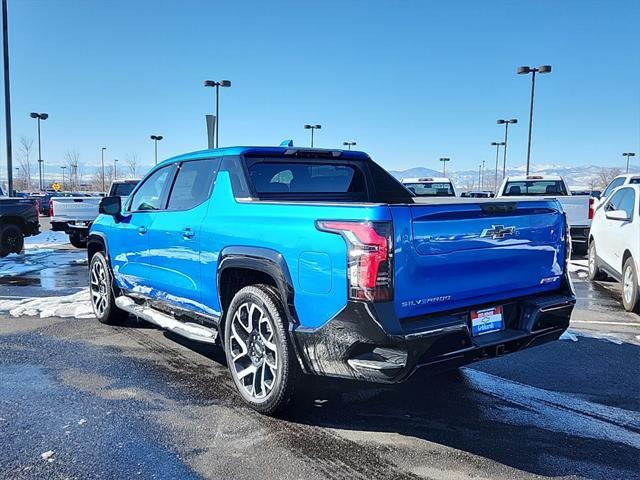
0;288;94;319
568;259;589;278
559;331;578;342
24;230;69;249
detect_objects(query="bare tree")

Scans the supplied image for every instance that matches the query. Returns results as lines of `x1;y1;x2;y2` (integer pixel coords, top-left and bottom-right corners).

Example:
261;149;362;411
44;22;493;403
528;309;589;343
597;167;622;189
64;150;81;190
18;136;34;190
91;165;115;192
125;152;139;178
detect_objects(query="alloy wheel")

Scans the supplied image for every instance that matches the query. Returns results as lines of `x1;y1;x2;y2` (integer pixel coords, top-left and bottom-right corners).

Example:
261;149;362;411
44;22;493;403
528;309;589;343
90;259;109;317
623;265;634;305
229;302;279;400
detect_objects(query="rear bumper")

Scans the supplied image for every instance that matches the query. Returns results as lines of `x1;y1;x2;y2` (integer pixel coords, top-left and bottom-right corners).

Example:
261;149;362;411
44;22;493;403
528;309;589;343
570;225;590;244
293;283;575;383
50;220;91;233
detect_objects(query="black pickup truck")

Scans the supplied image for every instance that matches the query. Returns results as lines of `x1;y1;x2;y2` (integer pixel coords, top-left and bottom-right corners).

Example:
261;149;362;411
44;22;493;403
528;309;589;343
0;186;40;257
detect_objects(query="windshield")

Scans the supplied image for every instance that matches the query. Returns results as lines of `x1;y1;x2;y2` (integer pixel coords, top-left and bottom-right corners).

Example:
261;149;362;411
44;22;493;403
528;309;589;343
403;182;455;197
502;180;568;196
111;182;137;197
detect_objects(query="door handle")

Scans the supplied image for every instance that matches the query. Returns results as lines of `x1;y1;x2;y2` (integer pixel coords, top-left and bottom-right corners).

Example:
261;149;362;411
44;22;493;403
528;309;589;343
182;228;195;239
137;226;147;235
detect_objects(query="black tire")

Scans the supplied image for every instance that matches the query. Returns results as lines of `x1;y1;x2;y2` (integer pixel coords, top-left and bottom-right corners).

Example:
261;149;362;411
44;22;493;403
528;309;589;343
69;232;88;249
0;223;24;257
89;251;128;325
572;242;587;256
224;284;299;415
588;242;606;281
621;257;639;313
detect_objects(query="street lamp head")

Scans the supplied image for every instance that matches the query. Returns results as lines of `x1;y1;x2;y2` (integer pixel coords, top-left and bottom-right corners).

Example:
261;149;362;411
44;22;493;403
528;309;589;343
538;65;552;74
204;80;216;87
491;142;499;146
315;125;321;129
509;118;518;124
30;112;38;118
40;113;49;120
497;119;506;124
101;147;106;151
156;135;163;141
623;152;636;157
517;66;532;75
304;124;312;129
440;157;450;161
220;80;231;87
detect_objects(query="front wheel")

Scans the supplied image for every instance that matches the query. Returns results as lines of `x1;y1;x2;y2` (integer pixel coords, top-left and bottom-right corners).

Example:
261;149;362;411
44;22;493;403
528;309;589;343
622;257;639;313
0;223;24;257
224;284;299;415
89;251;128;324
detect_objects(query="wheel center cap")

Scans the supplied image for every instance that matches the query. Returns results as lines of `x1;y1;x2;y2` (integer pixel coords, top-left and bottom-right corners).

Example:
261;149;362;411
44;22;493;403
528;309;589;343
99;285;106;294
248;331;264;365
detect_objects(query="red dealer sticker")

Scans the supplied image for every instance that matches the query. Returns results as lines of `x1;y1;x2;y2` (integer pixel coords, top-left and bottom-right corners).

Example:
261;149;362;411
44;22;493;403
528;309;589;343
471;306;504;336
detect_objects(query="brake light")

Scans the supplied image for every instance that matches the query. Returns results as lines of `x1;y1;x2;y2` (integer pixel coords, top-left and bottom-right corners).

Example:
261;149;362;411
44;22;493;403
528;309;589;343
316;220;393;302
527;175;543;179
588;197;595;220
49;200;54;217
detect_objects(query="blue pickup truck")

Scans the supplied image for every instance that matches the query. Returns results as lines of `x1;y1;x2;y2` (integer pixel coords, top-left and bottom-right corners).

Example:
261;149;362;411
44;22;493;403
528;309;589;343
88;146;575;414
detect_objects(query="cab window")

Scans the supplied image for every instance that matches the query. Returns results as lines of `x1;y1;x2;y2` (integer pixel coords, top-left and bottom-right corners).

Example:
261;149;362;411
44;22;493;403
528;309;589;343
128;165;173;211
167;159;219;210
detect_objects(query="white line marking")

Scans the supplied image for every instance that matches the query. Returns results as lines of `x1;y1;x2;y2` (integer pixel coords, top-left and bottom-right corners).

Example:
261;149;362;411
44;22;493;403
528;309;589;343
571;320;640;326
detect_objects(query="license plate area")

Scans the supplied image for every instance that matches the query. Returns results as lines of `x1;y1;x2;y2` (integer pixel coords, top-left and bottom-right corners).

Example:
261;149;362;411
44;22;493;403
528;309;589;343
470;306;504;336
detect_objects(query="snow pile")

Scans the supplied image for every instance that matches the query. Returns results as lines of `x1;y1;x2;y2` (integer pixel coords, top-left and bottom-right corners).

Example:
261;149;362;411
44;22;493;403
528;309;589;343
24;230;69;249
0;288;94;319
568;259;589;278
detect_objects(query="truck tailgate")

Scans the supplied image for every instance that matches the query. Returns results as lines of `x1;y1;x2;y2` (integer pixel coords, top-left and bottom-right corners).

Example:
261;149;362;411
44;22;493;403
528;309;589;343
391;199;567;319
50;197;101;222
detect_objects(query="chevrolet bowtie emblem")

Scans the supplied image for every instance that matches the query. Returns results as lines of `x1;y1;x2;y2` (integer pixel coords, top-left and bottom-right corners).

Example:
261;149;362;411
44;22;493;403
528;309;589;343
480;225;516;239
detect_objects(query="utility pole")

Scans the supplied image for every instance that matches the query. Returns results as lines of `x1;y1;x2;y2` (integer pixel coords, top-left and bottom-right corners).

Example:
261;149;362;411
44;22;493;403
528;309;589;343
2;0;14;195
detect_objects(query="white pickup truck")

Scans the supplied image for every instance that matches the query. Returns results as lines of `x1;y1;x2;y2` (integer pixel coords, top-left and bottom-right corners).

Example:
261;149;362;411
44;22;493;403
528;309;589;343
496;175;593;254
50;180;139;248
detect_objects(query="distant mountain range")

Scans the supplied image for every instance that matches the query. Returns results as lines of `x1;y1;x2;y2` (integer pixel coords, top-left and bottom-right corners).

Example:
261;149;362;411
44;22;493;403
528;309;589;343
389;164;640;191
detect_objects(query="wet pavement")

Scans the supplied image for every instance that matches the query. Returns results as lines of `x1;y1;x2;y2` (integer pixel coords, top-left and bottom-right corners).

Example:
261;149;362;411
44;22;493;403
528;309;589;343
0;233;639;479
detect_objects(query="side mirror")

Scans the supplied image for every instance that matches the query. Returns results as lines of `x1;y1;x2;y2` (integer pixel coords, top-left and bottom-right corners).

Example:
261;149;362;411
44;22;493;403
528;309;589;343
99;196;122;219
605;209;630;222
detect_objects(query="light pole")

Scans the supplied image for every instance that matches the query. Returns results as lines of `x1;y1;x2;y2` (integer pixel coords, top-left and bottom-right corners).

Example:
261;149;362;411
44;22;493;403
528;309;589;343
114;158;118;180
30;112;48;190
439;157;451;176
478;163;482;190
150;135;163;165
491;142;505;191
204;79;231;148
343;141;356;150
480;160;486;190
497;118;517;179
60;165;66;189
3;0;13;196
517;65;551;175
304;124;321;147
622;152;636;174
101;147;106;192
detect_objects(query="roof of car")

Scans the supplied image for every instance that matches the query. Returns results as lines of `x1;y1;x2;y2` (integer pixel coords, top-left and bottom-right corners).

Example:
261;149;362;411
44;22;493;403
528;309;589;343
505;175;564;181
157;146;371;166
401;177;452;183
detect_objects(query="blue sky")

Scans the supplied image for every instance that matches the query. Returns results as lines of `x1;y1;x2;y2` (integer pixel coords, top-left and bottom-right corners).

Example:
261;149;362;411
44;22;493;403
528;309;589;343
2;0;639;178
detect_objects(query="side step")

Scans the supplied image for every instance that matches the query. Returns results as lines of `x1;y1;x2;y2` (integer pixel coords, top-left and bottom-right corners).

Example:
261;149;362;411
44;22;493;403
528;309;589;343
115;296;218;344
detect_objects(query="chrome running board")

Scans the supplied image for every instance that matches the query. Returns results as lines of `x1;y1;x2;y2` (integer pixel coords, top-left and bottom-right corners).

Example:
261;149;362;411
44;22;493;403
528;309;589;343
115;296;218;344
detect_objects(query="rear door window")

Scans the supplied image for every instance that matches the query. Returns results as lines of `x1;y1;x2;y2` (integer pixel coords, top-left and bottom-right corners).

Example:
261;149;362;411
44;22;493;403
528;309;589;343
167;159;219;210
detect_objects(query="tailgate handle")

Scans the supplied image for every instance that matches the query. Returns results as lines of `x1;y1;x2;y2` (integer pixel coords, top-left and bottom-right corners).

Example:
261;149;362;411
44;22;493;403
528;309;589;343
137;226;147;235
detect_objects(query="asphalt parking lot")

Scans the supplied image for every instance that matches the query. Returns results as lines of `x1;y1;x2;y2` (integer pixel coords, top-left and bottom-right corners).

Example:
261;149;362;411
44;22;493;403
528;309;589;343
1;226;638;480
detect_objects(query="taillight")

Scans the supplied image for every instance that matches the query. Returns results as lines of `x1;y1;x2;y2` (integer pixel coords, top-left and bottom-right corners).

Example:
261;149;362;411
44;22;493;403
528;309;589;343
316;220;393;302
588;197;595;220
49;200;54;217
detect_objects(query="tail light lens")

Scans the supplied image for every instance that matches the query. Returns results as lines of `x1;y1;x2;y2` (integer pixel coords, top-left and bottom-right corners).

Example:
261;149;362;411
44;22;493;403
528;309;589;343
316;220;393;302
588;197;595;220
49;200;54;217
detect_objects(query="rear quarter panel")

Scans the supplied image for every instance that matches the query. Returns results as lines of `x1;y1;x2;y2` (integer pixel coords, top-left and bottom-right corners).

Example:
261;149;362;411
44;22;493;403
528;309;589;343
200;171;391;328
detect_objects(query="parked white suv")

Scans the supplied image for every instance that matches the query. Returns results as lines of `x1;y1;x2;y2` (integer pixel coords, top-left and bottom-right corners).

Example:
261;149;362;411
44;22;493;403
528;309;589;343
588;184;640;312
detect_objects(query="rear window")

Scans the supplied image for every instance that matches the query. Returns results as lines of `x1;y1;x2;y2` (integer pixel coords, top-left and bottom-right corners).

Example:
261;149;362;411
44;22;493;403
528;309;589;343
248;162;365;195
630;178;640;185
404;182;455;197
503;180;568;196
111;182;137;197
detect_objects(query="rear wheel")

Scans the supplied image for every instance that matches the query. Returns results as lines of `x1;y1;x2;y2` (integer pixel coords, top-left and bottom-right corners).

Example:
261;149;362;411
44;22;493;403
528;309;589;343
69;231;88;249
0;223;24;257
588;243;606;281
622;257;639;313
224;284;299;415
89;251;128;324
